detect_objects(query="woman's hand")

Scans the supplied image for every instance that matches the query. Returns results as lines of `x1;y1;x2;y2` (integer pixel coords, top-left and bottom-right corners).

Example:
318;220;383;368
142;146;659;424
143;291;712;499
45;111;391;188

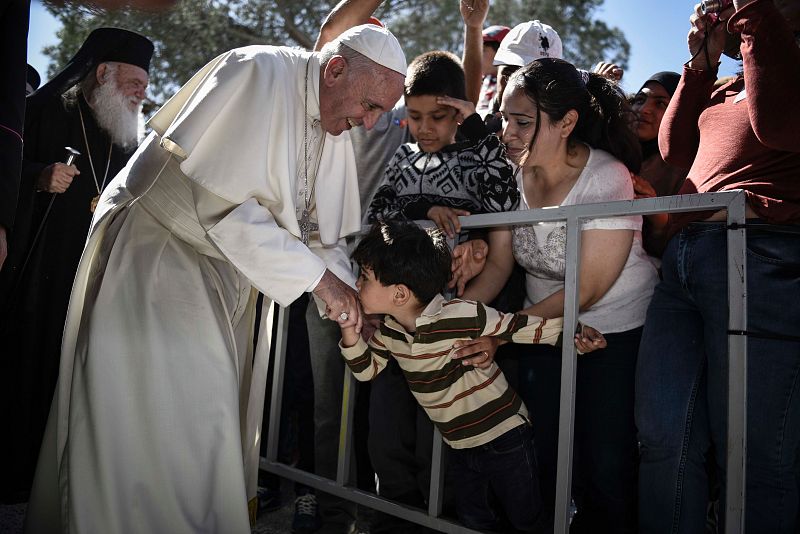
427;205;470;239
688;2;735;70
450;336;504;368
632;174;657;199
450;238;488;297
632;175;670;231
574;324;608;354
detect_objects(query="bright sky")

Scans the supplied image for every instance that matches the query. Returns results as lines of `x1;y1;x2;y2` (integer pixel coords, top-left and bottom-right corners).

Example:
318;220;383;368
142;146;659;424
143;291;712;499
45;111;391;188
27;0;741;95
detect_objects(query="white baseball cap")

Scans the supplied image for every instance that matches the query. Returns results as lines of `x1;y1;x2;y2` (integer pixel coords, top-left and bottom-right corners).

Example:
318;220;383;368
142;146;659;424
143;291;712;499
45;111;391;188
336;24;407;76
493;20;563;67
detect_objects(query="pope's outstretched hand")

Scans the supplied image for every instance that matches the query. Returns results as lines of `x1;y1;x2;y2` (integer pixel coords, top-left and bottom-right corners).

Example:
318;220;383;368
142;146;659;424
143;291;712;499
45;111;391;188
313;269;363;333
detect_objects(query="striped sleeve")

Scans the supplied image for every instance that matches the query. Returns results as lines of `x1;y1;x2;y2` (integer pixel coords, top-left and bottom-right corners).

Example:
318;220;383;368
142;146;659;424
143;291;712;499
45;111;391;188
477;303;565;346
339;333;392;381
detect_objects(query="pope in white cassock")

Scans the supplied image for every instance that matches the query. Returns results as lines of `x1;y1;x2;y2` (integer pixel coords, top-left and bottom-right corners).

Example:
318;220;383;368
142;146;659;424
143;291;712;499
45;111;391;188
24;25;406;534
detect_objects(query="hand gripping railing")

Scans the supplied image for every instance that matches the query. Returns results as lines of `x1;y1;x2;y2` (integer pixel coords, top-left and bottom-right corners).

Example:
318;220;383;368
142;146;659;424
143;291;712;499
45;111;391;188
260;190;748;534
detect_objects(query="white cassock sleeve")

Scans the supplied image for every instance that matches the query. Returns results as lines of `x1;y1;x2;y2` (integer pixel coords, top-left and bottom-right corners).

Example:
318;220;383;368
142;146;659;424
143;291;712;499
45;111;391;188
148;46;360;306
191;181;355;307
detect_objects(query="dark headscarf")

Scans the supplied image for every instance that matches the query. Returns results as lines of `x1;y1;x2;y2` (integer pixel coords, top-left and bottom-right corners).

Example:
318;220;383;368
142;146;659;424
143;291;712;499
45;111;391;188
28;27;154;107
638;71;681;159
638;71;681;98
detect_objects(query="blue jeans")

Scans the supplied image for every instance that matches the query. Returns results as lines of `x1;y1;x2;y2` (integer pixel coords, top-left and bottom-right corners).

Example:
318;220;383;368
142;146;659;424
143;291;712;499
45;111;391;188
448;423;543;532
636;222;800;533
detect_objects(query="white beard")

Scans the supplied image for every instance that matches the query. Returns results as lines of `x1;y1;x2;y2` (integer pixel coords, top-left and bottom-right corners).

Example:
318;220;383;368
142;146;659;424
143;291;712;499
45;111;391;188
88;82;141;150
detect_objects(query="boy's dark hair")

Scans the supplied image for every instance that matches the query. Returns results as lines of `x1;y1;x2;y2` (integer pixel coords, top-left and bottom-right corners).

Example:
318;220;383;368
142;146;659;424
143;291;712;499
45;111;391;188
405;51;467;101
352;221;452;305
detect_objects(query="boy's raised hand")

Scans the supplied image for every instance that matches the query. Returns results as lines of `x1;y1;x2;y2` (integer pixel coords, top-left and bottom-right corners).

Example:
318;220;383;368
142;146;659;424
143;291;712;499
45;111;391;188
436;96;477;124
427;205;470;239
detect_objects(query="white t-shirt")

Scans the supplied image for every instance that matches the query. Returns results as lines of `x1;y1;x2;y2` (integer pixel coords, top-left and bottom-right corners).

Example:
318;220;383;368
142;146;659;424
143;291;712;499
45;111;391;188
511;147;658;333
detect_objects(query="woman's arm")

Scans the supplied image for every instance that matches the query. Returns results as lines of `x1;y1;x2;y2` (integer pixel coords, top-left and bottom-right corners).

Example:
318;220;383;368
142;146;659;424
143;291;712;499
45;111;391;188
314;0;383;51
460;0;489;105
461;227;515;303
658;3;730;167
732;0;800;150
521;228;633;319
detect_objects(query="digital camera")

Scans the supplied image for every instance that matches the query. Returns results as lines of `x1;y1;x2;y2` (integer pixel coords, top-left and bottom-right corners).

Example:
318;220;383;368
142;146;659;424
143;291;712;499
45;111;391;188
701;0;734;24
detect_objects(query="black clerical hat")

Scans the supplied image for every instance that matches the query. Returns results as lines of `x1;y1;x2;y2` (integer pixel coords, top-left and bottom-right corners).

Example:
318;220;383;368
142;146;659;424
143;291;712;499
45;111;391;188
28;27;154;103
26;64;41;94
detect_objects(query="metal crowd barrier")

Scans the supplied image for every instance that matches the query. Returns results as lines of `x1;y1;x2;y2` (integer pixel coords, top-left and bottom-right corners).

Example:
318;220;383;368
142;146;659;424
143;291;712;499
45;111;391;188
260;190;749;534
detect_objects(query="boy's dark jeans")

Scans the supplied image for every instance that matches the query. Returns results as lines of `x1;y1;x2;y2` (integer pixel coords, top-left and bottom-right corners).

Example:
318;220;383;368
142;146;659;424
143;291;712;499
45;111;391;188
448;423;543;532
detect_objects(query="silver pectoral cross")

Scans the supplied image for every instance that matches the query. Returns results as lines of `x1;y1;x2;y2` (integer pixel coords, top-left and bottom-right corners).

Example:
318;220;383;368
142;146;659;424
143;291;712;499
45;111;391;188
299;209;318;245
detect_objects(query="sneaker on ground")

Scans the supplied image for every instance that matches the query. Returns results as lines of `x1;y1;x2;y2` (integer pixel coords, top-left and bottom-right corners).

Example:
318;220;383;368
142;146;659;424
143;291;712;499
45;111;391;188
292;493;322;533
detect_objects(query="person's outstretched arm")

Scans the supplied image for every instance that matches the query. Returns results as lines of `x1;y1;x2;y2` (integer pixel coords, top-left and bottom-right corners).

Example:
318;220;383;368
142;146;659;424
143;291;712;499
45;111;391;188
315;0;384;51
460;0;489;105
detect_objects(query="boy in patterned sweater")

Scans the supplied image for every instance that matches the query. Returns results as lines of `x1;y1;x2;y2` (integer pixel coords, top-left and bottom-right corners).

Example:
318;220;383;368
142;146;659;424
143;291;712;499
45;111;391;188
339;221;570;532
367;51;518;240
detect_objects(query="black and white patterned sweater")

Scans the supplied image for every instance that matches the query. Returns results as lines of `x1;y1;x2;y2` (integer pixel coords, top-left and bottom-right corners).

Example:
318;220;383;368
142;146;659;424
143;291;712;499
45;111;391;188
366;113;519;223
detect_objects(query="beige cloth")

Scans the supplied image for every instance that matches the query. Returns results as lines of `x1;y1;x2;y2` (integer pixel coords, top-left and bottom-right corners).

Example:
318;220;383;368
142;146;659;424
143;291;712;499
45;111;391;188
25;45;360;533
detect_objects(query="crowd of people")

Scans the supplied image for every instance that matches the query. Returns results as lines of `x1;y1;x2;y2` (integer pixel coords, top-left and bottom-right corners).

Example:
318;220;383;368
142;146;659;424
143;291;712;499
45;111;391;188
0;0;798;533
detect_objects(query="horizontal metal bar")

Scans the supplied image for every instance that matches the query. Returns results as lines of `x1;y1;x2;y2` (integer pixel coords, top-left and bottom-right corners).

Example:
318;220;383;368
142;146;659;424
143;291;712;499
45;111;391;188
260;460;482;534
457;192;741;229
356;192;742;237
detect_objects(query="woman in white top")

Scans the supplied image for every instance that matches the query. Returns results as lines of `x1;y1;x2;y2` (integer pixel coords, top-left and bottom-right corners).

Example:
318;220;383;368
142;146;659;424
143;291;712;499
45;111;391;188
461;58;658;532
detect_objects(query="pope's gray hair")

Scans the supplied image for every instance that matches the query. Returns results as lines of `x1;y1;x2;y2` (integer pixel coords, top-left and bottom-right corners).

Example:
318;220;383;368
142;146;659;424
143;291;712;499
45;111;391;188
319;42;378;78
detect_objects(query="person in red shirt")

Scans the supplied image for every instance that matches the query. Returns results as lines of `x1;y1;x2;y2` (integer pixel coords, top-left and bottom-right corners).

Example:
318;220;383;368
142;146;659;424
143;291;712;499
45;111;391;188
636;1;800;532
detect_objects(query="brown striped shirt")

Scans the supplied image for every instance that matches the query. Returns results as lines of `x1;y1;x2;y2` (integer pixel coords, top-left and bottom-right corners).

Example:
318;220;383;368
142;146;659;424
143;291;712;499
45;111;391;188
340;294;564;449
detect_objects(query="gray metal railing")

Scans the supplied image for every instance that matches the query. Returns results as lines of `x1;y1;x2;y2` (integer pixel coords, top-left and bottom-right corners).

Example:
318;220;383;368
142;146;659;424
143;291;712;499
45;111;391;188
260;190;748;534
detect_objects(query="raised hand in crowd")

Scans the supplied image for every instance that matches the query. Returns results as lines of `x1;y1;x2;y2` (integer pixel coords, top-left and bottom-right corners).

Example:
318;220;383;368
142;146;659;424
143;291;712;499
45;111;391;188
450;237;487;296
688;1;736;70
36;162;80;193
459;0;490;105
592;61;624;82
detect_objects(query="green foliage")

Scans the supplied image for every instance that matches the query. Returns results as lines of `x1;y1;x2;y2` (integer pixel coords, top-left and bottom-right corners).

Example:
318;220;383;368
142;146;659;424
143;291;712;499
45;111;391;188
42;0;630;106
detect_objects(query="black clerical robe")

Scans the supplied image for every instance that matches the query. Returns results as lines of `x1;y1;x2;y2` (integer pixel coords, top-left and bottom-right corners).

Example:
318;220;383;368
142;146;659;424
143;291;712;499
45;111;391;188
0;91;133;501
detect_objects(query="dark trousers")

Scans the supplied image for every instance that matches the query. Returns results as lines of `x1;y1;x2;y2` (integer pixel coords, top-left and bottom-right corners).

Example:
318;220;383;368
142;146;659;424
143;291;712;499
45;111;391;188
519;330;641;533
448;423;543;532
368;358;435;533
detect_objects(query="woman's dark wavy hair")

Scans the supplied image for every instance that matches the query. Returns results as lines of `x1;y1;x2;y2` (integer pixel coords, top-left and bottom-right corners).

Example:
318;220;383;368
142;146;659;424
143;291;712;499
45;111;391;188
509;57;642;173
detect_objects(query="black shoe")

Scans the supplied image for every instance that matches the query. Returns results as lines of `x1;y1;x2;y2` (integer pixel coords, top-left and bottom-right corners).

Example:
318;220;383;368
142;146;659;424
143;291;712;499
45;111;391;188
292;493;322;533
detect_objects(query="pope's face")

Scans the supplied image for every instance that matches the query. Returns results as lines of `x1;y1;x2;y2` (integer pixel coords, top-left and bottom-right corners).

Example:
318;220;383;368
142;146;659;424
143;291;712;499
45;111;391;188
319;56;404;136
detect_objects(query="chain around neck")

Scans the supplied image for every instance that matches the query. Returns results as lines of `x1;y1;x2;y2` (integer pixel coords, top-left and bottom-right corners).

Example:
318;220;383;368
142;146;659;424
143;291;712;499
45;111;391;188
78;99;113;195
